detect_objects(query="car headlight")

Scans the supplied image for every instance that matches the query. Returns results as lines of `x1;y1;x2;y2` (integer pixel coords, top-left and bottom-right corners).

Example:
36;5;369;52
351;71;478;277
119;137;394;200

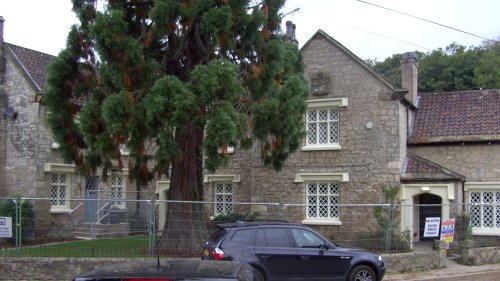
378;256;383;262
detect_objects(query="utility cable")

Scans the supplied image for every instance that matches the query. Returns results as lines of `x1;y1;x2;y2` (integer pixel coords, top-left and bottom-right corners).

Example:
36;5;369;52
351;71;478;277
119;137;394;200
283;7;432;53
357;0;500;44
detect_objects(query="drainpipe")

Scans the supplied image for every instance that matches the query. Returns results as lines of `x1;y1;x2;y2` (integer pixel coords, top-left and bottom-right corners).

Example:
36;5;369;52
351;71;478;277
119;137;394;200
461;180;465;213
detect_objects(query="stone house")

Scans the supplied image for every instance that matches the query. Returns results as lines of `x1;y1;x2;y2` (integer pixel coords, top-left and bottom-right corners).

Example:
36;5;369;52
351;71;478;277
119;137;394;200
405;89;500;239
0;17;152;236
205;29;500;243
1;13;499;243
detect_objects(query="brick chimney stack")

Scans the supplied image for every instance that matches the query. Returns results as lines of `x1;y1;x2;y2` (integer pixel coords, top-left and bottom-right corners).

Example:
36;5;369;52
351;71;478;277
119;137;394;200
286;20;298;44
400;52;418;106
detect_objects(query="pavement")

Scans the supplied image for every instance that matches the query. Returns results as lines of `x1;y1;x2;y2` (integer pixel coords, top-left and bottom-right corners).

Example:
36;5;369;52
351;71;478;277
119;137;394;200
384;258;500;280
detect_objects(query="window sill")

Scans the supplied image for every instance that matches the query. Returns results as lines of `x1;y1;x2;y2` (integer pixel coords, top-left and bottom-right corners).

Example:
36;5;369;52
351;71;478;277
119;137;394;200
50;208;72;214
301;145;341;151
302;219;342;226
472;228;500;236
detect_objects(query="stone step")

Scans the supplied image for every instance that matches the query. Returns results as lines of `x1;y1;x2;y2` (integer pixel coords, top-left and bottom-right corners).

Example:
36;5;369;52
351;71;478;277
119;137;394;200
72;223;130;239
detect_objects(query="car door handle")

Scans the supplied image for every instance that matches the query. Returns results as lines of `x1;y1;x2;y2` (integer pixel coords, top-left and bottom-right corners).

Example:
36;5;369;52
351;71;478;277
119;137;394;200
300;256;310;260
259;255;270;261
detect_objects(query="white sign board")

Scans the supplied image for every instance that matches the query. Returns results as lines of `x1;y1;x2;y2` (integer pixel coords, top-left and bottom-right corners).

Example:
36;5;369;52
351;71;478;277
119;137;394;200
423;217;441;238
0;217;13;238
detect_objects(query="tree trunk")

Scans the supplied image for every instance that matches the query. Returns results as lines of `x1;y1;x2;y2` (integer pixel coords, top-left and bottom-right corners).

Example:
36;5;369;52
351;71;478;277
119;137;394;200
156;122;205;256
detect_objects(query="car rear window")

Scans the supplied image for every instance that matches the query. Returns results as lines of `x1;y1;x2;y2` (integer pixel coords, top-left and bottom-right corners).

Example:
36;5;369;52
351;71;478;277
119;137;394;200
208;227;228;243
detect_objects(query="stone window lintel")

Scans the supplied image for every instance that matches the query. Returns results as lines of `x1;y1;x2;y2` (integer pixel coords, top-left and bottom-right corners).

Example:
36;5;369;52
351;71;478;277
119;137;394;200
294;172;349;183
44;163;76;173
204;174;240;183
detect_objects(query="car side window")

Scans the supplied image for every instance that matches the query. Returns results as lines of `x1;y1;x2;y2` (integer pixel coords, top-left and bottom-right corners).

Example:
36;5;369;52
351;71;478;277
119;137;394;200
291;228;325;248
231;229;254;244
255;228;291;248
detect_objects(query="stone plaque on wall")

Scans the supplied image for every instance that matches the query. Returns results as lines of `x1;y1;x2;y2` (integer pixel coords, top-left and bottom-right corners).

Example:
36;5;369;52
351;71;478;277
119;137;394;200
311;72;330;95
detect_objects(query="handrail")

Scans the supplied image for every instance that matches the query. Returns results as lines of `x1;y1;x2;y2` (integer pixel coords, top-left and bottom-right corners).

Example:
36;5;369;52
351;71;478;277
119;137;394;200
97;211;110;224
67;202;83;215
95;201;111;216
94;201;111;224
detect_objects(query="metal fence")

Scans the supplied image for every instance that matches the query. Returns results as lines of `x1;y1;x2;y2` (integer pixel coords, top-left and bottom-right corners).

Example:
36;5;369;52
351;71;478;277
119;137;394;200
1;197;499;258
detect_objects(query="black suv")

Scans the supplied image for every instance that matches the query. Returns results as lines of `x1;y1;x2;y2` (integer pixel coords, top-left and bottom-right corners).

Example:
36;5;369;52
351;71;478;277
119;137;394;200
202;221;385;281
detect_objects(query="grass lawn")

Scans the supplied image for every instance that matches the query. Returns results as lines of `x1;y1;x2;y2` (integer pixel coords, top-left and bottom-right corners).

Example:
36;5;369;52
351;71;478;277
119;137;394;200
0;235;156;258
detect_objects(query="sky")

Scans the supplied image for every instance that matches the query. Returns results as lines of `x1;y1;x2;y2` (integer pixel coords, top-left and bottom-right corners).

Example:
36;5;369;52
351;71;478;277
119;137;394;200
1;0;499;61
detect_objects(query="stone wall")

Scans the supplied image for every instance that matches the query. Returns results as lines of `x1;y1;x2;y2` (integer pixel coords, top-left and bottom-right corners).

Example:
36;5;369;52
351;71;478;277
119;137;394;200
460;240;500;265
382;251;441;273
408;144;500;183
0;257;146;281
2;52;40;197
0;86;6;197
0;252;443;280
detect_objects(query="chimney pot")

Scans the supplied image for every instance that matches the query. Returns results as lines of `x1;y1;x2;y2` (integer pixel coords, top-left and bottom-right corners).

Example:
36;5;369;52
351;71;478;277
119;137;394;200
285;20;298;43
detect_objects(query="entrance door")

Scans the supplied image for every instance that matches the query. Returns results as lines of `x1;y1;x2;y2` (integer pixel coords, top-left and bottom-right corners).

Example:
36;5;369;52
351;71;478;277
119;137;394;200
418;193;442;241
85;177;99;222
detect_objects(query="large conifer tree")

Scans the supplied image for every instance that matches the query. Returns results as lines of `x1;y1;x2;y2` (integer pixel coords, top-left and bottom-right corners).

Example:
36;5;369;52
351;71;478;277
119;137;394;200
45;0;308;253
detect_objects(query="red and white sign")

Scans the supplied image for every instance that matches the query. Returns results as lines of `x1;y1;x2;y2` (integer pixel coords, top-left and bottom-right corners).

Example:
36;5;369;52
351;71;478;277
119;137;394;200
441;218;455;243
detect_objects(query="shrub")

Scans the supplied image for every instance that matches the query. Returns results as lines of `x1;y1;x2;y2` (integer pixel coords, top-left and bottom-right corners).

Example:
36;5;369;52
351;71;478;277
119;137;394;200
212;212;260;222
455;212;472;241
0;198;35;244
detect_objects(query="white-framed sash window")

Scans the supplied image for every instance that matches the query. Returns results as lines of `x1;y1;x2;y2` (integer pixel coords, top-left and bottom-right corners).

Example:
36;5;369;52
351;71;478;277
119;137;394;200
215;182;233;216
465;182;500;235
295;172;348;225
50;173;70;210
45;163;75;213
110;175;126;208
302;98;347;151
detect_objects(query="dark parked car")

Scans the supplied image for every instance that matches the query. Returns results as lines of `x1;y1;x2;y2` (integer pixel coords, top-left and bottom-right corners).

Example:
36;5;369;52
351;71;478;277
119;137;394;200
202;221;385;281
73;259;262;281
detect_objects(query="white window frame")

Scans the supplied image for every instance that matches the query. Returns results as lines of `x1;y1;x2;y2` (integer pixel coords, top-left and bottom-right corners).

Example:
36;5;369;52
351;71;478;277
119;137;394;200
295;173;349;225
110;175;127;208
204;175;240;216
45;163;75;213
214;182;233;216
302;98;348;151
465;182;500;236
50;173;70;211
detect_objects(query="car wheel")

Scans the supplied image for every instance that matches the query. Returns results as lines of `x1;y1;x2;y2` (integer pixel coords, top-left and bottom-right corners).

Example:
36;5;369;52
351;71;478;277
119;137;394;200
348;265;376;281
252;267;266;281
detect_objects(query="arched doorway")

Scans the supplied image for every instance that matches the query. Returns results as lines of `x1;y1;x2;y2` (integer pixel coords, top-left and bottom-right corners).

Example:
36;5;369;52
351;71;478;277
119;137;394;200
400;184;454;247
416;193;442;241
